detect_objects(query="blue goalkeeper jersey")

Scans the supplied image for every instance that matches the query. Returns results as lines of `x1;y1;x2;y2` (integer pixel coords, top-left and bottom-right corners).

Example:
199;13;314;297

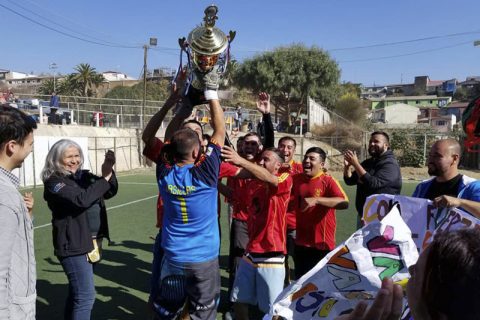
157;142;221;263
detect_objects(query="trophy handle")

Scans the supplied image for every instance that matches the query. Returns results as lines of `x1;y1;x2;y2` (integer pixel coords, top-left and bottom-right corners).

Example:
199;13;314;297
178;37;188;50
228;30;236;43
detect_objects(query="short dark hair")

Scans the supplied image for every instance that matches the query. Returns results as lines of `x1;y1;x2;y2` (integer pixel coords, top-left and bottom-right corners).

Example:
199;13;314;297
170;128;200;160
278;136;297;148
182;119;204;135
263;147;284;164
423;229;480;319
0;106;37;150
371;131;390;143
305;147;326;162
244;132;262;143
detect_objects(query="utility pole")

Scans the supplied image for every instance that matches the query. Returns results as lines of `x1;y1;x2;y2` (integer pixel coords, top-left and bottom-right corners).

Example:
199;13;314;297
49;62;57;92
141;37;157;130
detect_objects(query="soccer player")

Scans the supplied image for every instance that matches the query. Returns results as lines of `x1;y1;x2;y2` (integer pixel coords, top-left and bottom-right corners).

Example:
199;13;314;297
222;146;292;319
291;147;349;278
155;87;225;319
277;136;303;283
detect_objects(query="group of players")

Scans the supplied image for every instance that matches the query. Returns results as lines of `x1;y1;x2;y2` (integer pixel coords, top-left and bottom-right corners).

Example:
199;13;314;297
140;74;480;320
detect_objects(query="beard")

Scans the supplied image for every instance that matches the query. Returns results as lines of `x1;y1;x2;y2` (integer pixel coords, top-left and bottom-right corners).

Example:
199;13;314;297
368;146;384;158
427;164;440;176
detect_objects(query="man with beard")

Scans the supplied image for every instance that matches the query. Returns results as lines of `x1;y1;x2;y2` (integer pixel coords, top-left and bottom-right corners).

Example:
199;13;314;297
291;147;348;278
221;146;292;319
413;139;475;200
344;131;402;226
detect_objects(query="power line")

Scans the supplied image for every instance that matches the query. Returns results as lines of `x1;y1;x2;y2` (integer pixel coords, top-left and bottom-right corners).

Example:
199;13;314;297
17;0;143;48
329;30;480;51
3;0;140;48
339;40;472;63
0;2;140;49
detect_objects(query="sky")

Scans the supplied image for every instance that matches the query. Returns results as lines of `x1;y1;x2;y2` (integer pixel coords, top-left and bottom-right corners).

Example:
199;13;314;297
1;0;480;86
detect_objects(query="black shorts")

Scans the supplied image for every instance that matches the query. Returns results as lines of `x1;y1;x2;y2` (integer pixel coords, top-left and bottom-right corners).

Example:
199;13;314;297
157;257;220;320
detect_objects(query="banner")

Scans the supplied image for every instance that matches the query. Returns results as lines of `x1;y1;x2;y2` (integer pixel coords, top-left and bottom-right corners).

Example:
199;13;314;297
266;207;418;320
362;194;480;251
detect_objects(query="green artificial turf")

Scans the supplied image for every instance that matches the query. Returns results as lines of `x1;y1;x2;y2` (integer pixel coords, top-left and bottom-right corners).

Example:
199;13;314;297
29;170;418;319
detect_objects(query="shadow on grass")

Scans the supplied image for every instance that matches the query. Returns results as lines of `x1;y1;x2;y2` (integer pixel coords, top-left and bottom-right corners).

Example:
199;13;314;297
38;241;154;319
36;279;67;319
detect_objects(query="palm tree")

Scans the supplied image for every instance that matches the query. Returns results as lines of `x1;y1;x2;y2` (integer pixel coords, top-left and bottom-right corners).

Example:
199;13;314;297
73;63;103;97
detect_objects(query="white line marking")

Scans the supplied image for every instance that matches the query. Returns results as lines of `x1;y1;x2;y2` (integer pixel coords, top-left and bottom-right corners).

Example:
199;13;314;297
33;195;158;230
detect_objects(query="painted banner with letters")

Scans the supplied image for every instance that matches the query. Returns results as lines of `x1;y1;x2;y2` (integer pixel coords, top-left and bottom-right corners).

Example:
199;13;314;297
362;194;480;251
265;207;418;320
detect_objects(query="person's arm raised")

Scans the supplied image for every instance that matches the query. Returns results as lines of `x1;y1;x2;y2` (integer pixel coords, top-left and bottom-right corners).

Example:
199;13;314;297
222;146;278;186
208;98;225;147
142;90;180;145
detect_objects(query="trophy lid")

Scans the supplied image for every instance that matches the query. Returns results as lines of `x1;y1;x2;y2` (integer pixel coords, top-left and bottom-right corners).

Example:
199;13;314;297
187;5;229;56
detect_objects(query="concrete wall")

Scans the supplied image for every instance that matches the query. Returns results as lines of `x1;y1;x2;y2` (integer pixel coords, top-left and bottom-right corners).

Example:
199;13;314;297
17;124;143;187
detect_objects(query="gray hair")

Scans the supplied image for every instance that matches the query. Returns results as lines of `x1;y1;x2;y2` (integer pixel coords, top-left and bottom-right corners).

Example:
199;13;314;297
41;139;84;182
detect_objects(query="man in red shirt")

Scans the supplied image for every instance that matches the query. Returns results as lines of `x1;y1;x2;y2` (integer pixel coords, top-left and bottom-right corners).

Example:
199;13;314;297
222;146;292;319
278;136;303;283
291;146;349;279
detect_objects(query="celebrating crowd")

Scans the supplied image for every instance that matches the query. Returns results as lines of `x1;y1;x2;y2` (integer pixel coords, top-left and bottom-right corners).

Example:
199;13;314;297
0;71;480;320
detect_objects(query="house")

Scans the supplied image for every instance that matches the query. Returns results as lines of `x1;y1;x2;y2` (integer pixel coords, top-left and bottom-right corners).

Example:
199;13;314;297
371;103;419;124
369;95;452;110
0;70;44;86
102;71;136;82
429;114;457;133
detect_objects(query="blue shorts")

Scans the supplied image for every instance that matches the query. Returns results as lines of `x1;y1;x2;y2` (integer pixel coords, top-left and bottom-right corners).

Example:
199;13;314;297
230;254;285;314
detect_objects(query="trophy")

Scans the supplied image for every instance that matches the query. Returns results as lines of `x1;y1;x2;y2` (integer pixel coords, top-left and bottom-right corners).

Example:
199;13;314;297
173;5;235;106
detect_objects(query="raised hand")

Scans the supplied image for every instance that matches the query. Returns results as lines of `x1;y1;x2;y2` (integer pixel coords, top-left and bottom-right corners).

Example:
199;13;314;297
221;146;243;166
102;150;115;180
256;92;271;114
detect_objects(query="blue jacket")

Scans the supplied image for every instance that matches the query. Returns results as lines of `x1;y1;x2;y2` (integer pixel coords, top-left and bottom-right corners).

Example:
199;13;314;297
412;175;476;199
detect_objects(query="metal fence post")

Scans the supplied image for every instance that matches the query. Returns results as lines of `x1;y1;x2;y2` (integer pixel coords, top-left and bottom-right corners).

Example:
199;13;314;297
113;137;117;171
95;137;98;175
129;137;132;170
423;133;427;166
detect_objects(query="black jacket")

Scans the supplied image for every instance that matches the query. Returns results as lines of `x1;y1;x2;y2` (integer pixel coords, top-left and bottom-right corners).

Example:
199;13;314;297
44;170;118;257
344;150;402;216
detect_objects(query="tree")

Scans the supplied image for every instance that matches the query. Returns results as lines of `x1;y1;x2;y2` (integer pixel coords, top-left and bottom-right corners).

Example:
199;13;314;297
73;63;105;97
453;86;468;101
37;79;55;96
334;94;367;125
340;82;362;98
233;44;340;126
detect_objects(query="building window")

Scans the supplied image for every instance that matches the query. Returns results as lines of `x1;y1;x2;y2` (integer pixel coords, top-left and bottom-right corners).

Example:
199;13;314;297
437;120;447;126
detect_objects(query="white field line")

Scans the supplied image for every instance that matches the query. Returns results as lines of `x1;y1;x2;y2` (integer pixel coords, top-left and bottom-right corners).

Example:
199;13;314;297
33;195;158;230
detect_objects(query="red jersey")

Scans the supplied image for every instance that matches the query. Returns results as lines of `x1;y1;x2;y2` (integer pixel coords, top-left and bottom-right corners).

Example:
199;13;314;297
291;172;348;251
280;160;303;230
246;172;293;254
219;162;240;179
143;138;165;228
228;178;256;221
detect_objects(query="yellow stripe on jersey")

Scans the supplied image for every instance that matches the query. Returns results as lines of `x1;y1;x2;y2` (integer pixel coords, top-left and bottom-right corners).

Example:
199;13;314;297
278;172;290;183
332;177;349;201
178;196;188;223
